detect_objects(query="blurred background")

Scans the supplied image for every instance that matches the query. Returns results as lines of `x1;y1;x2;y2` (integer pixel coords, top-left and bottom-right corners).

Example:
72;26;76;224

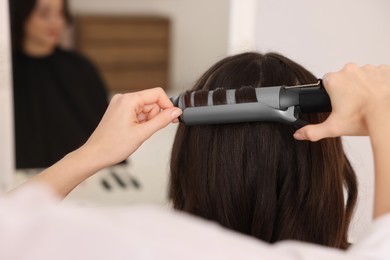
1;0;389;242
4;0;232;207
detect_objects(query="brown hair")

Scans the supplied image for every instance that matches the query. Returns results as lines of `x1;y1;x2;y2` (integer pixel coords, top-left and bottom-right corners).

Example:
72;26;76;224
169;52;357;249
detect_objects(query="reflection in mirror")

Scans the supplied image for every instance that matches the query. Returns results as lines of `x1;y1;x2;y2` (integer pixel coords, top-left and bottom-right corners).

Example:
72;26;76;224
75;16;170;93
9;0;231;205
10;0;109;170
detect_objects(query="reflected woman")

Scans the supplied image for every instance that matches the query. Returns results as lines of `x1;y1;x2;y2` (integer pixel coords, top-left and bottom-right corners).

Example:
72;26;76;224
10;0;109;169
170;52;358;249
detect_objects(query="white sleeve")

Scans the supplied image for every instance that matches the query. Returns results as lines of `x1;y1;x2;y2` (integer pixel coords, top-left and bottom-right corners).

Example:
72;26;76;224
348;215;390;258
0;186;388;260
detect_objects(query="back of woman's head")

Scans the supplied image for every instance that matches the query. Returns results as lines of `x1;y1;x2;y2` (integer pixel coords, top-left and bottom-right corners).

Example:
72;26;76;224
169;52;357;249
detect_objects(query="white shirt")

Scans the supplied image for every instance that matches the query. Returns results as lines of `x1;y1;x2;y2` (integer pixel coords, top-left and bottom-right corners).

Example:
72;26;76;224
0;185;388;260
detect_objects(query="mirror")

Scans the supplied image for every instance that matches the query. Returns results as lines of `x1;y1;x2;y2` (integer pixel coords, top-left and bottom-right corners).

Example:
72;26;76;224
9;0;232;204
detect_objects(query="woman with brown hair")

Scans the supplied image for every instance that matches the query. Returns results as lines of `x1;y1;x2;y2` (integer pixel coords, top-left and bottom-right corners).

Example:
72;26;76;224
170;52;358;249
9;0;109;169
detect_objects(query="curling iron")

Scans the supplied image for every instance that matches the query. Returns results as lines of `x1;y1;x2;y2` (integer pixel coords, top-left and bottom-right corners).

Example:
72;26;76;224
170;79;331;128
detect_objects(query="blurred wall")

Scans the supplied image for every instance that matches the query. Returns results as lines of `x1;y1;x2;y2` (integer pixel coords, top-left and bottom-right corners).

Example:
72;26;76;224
228;0;257;54
69;0;231;94
255;0;390;241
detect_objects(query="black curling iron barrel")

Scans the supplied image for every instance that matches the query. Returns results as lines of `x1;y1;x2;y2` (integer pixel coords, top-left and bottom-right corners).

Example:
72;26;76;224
170;79;331;127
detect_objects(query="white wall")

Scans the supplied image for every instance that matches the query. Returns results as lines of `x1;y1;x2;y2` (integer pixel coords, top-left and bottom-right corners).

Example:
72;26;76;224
69;0;231;94
228;0;257;54
254;0;390;241
0;0;14;192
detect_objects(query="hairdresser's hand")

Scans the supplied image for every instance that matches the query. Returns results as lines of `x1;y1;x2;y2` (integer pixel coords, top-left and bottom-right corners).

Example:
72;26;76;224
83;88;182;168
294;63;390;141
13;88;182;198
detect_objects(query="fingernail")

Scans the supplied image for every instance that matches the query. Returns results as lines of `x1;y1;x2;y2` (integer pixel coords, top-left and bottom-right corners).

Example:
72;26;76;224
171;108;182;119
293;132;304;140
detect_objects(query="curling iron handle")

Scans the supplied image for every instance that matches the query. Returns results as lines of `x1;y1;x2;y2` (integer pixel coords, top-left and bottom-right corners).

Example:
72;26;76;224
299;87;332;113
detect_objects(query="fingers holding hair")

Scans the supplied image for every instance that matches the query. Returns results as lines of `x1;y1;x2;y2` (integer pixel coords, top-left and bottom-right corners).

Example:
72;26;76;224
134;87;175;110
128;87;182;139
137;107;182;141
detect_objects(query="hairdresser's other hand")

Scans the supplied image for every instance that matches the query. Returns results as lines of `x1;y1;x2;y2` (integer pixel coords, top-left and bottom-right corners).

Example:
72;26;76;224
294;64;390;141
82;87;182;168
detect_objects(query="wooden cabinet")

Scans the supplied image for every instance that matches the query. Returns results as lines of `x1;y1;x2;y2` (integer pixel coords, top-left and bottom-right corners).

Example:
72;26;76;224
75;16;170;93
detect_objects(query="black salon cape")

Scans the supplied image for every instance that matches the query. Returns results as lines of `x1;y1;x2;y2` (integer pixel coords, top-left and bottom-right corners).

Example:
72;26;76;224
13;48;109;169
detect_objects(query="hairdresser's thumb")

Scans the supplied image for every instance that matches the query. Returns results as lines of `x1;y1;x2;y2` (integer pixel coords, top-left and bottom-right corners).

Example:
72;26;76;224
139;107;182;140
293;122;335;142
